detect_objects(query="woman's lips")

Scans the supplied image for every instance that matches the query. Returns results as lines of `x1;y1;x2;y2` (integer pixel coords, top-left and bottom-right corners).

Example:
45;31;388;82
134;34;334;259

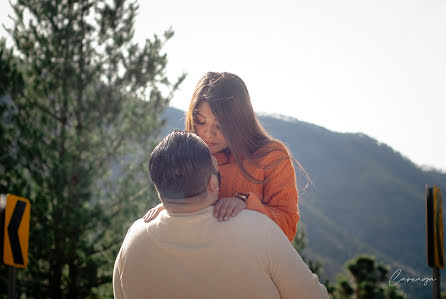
207;142;217;147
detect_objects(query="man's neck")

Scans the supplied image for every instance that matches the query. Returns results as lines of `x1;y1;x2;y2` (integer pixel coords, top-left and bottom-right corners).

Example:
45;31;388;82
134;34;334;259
162;195;217;214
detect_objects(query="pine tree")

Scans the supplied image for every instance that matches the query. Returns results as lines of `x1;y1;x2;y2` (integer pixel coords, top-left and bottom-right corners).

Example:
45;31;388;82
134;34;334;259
0;37;27;299
0;0;185;297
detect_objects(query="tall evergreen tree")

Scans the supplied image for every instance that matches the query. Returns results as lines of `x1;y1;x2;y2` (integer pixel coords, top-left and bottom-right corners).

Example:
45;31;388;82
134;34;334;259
0;37;27;299
0;0;185;297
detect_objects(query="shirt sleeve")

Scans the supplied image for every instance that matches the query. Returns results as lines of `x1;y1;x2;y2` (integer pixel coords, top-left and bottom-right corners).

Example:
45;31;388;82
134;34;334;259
113;248;125;299
266;220;328;299
245;144;300;242
113;222;137;299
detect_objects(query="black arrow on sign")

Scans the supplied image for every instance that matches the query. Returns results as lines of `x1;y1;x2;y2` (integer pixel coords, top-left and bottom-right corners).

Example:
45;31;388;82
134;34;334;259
7;200;26;265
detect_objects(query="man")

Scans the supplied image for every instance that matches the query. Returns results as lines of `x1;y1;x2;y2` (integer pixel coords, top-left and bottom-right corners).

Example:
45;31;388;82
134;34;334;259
113;131;328;298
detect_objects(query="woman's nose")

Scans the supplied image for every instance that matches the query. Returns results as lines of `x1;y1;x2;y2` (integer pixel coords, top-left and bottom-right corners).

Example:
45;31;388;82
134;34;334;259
205;125;217;137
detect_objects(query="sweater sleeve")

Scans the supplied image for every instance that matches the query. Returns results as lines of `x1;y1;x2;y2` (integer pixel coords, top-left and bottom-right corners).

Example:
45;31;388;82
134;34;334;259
266;218;328;299
245;145;300;242
113;248;125;299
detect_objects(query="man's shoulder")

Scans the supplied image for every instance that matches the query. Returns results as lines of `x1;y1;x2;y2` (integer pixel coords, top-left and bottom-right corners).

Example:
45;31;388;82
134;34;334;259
236;209;271;223
129;218;146;229
123;217;163;241
226;209;284;238
128;210;170;231
124;218;146;237
213;209;291;254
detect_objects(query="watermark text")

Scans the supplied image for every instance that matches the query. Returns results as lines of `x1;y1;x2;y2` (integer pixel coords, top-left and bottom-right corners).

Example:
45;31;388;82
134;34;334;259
389;269;435;287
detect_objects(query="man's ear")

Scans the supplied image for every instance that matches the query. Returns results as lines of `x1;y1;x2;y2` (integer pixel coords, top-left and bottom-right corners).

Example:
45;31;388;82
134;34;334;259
207;174;219;192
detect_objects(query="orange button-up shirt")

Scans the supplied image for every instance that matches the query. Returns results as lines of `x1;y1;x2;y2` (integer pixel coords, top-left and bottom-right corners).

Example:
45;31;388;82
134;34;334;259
214;142;300;242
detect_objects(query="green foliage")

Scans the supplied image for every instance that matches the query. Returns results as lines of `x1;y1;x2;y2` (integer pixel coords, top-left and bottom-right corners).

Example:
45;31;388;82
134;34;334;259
0;39;24;97
0;37;27;299
330;255;406;299
0;0;185;298
335;274;355;299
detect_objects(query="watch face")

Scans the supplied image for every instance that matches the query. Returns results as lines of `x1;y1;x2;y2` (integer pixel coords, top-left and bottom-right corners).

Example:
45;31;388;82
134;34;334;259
236;193;249;200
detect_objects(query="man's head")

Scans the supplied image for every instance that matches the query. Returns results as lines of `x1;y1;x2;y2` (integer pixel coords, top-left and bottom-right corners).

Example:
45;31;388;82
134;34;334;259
149;131;220;206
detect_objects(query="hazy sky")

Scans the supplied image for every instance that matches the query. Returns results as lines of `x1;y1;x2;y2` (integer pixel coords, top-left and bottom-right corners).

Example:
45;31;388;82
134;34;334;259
1;0;445;171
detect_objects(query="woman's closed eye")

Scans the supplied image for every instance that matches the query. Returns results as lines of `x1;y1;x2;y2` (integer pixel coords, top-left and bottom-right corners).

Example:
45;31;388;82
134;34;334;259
195;119;221;131
193;116;206;126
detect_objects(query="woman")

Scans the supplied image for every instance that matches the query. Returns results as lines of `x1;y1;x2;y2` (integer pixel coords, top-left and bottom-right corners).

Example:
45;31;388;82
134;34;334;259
144;72;303;242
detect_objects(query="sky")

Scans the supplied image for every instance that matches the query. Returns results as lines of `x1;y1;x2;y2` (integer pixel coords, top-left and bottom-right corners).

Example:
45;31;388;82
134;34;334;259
1;0;445;171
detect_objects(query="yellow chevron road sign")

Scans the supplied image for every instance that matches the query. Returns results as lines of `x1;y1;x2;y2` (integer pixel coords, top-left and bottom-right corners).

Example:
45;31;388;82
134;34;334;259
3;194;31;268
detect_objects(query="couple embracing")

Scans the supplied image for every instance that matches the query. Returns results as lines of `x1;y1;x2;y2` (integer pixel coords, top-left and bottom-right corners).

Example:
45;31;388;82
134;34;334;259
113;72;328;298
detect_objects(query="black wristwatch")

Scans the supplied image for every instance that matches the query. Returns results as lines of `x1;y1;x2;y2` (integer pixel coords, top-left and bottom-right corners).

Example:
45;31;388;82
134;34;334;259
234;193;249;202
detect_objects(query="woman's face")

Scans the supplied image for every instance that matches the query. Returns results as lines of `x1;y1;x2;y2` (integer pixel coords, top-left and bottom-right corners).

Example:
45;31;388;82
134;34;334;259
194;101;228;154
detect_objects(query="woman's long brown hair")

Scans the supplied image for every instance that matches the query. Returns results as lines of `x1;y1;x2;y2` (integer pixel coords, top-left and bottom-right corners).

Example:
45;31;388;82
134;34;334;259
185;72;309;187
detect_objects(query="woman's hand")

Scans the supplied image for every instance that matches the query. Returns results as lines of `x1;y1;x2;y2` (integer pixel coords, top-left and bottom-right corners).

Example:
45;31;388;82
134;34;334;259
213;197;247;222
143;203;165;223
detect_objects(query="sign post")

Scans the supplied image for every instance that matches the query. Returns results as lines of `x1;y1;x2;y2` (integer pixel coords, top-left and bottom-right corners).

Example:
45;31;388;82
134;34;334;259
1;194;31;299
8;266;16;299
426;186;444;299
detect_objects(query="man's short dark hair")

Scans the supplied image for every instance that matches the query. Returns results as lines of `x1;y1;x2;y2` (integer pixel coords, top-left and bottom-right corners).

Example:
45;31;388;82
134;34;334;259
149;131;214;199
